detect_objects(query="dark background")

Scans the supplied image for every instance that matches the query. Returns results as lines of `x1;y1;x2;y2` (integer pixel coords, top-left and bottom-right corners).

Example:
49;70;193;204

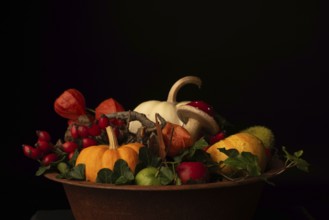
2;1;328;219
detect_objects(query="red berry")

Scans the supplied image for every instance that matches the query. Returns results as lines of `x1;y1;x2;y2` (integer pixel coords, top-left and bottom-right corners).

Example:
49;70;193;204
97;116;109;129
77;125;89;138
42;153;59;166
35;140;53;153
22;144;42;160
70;124;79;139
109;118;125;127
82;137;97;148
209;131;226;145
68;151;75;160
36;130;51;142
61;141;79;153
88;123;101;136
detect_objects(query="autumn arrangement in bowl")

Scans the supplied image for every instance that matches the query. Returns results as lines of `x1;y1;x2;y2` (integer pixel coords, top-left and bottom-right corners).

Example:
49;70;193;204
22;76;309;220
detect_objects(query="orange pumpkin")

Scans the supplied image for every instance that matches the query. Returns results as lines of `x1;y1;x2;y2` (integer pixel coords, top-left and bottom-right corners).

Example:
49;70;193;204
75;126;143;182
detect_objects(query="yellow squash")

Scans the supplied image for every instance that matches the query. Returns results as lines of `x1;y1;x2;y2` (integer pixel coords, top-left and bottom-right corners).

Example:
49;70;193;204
206;132;267;176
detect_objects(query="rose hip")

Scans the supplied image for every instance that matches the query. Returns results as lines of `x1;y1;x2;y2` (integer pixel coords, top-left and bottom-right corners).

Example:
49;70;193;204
82;137;97;148
35;140;53;153
68;151;75;160
109;118;125;127
97;116;109;129
22;144;42;160
78;125;89;138
70;124;79;139
61;141;79;153
36;130;51;142
88;123;101;136
42;153;58;166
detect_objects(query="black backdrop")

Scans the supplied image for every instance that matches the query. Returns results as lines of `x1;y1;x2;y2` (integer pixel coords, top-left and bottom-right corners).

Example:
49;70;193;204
3;1;329;219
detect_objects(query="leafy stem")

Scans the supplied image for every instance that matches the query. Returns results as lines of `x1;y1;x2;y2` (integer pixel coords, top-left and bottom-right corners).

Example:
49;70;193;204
281;146;310;173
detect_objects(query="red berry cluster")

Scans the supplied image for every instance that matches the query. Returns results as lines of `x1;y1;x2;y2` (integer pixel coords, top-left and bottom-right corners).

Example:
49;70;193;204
22;115;127;168
22;130;58;166
66;115;126;149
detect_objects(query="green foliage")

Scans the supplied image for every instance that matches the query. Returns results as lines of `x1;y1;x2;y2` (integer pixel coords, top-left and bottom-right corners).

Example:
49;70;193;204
38;140;310;186
282;146;310;172
96;159;134;185
173;137;217;166
35;153;66;176
135;146;162;174
219;148;262;177
56;163;85;180
159;166;175;185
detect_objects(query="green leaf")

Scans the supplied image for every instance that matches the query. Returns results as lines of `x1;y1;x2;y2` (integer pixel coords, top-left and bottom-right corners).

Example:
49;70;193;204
159;166;174;185
115;175;132;185
136;146;162;173
173;149;190;163
173;137;214;165
219;148;239;158
35;165;51;176
220;149;261;177
282;146;310;173
193;138;209;150
68;149;80;167
296;158;310;173
282;146;296;161
241;152;262;176
95;160;135;184
294;150;303;158
96;168;115;183
113;159;134;185
66;164;85;180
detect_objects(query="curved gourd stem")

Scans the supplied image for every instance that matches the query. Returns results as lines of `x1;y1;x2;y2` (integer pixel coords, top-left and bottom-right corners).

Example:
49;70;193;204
167;76;202;103
106;126;119;150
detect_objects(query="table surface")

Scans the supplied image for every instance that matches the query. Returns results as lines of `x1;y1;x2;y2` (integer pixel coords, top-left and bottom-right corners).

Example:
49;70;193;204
30;206;318;220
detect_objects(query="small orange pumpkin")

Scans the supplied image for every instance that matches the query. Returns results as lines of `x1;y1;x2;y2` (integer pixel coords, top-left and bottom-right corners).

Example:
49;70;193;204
75;126;143;182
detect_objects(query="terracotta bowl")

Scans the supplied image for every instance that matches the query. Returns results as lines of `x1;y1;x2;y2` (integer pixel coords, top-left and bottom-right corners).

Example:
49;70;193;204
44;157;285;220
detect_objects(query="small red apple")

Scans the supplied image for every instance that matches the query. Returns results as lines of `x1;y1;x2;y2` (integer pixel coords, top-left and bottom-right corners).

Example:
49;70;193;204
176;162;208;184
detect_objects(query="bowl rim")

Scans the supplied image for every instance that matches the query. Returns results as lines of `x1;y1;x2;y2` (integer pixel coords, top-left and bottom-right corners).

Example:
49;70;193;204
44;157;286;191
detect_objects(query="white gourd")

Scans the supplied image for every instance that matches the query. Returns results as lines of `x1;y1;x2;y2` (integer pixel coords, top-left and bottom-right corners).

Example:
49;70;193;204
129;76;202;133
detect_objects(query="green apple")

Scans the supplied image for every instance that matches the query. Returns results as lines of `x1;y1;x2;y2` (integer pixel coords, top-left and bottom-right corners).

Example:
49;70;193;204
135;167;161;186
